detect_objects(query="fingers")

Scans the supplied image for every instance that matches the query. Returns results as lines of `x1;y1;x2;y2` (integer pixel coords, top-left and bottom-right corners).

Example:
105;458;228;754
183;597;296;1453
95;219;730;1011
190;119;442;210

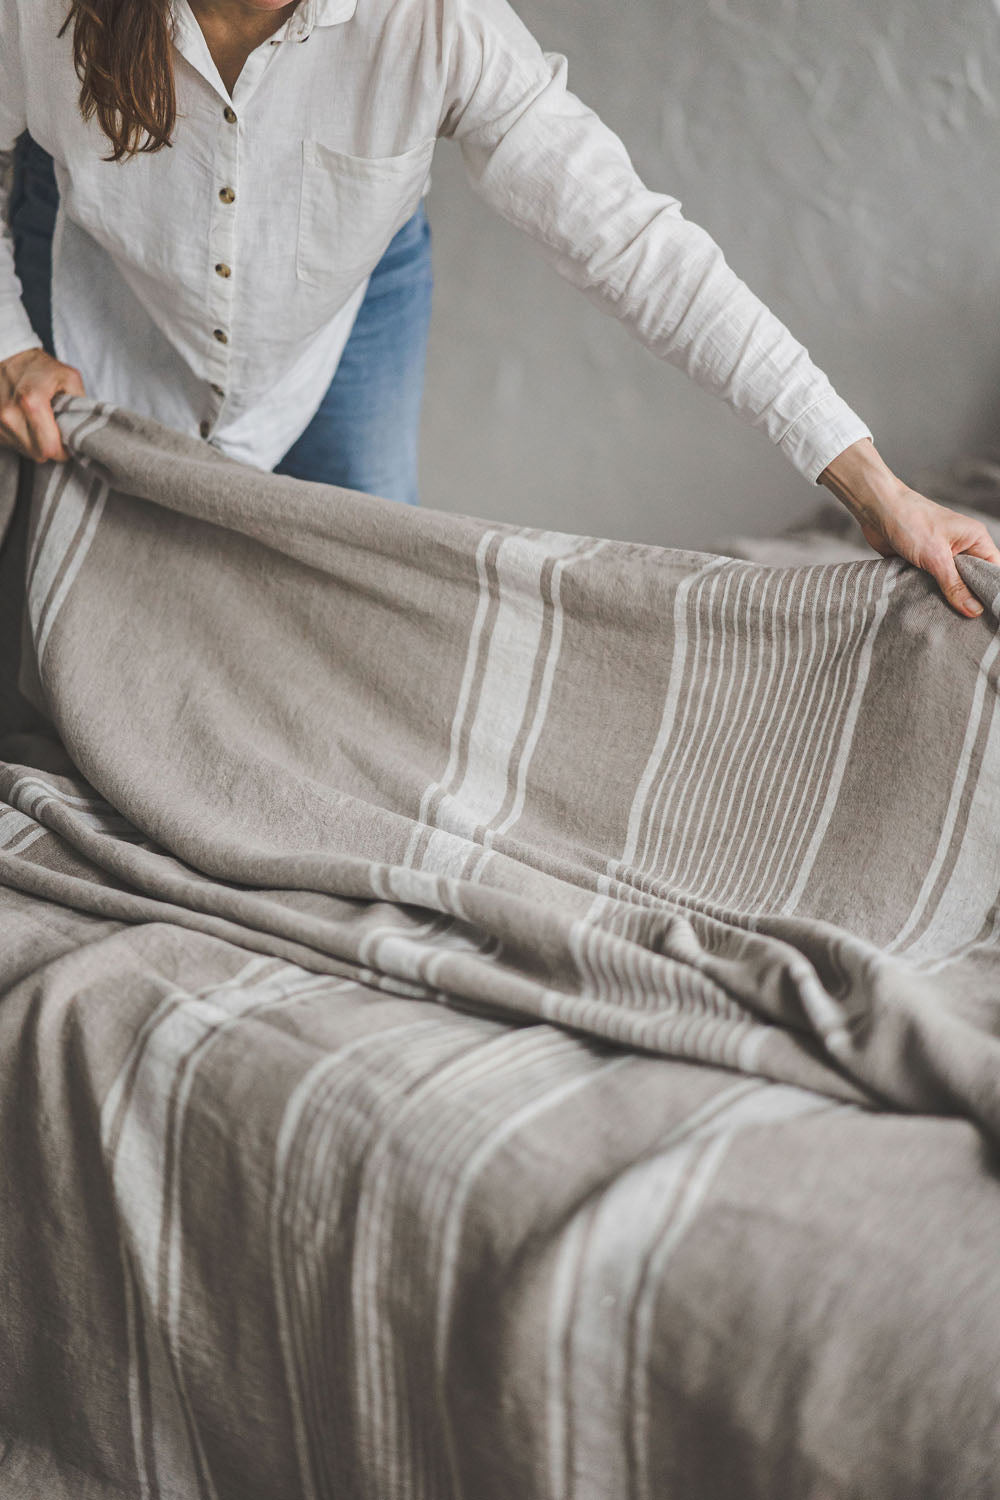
0;397;65;462
16;385;68;462
940;523;1000;617
0;351;86;463
0;397;34;458
956;529;1000;569
61;365;86;400
920;540;983;618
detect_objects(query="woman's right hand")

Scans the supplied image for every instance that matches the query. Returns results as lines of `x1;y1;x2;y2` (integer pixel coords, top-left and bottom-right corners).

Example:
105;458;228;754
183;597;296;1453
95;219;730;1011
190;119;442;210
0;347;86;463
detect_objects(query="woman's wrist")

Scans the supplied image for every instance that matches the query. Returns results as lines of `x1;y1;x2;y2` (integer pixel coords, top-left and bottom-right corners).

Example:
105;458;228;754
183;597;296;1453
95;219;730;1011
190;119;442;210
817;437;908;522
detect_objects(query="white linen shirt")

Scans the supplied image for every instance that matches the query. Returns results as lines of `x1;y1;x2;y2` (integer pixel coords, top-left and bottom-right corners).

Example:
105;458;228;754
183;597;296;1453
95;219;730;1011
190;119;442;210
0;0;872;479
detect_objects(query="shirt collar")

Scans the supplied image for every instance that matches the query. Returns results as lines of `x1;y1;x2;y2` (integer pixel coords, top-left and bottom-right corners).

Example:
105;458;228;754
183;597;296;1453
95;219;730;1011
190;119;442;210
266;0;360;41
171;0;358;49
309;0;361;28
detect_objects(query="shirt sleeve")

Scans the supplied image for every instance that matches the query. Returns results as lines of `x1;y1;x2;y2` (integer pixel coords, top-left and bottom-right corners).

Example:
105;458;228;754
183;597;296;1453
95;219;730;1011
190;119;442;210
0;4;44;365
438;0;873;485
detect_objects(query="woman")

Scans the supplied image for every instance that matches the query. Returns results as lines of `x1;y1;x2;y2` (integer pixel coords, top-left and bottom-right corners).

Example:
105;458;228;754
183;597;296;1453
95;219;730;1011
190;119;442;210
1;0;997;613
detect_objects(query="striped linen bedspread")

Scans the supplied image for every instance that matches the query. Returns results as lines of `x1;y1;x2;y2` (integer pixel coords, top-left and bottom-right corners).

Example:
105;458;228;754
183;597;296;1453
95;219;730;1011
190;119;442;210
1;399;1000;1498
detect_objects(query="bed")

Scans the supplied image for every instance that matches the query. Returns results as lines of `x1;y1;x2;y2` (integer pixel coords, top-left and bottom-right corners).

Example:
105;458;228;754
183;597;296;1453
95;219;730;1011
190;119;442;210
2;400;1000;1499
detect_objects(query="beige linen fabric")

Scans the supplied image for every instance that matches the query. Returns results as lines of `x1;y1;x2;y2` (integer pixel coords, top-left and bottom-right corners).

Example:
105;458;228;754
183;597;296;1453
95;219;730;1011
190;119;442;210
1;400;1000;1498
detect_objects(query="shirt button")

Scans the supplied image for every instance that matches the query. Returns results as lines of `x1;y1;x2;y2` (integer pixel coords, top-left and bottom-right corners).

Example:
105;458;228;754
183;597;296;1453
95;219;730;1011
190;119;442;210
215;262;232;278
200;419;211;438
213;328;229;344
210;383;225;397
219;186;236;204
223;105;237;124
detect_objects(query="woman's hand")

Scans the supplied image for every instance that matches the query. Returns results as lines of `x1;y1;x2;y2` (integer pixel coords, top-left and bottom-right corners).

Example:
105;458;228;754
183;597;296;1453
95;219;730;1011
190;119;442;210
819;438;1000;618
0;347;86;463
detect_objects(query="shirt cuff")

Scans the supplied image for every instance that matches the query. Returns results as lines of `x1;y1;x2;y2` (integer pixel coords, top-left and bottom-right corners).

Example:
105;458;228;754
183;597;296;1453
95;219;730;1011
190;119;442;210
0;302;43;366
777;392;874;486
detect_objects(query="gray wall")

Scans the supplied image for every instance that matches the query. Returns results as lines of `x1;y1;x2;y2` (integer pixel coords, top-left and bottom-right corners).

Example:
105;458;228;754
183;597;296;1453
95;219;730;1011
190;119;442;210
420;0;1000;549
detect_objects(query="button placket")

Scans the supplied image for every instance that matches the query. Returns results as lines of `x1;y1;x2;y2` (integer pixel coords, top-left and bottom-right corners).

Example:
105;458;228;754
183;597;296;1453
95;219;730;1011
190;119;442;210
204;100;240;437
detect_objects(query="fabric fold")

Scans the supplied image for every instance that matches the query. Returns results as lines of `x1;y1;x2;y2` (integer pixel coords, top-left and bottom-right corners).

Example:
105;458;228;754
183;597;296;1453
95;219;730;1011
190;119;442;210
3;397;1000;1135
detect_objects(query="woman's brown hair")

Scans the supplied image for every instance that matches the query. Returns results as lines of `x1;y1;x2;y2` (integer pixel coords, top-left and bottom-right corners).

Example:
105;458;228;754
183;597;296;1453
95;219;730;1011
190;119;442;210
58;1;176;162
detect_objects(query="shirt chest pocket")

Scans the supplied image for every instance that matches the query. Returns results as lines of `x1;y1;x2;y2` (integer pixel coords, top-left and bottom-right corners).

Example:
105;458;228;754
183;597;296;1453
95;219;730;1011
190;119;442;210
296;137;436;291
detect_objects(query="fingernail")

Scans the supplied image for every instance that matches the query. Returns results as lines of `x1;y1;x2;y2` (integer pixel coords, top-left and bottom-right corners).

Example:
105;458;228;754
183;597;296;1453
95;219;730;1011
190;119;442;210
966;598;983;616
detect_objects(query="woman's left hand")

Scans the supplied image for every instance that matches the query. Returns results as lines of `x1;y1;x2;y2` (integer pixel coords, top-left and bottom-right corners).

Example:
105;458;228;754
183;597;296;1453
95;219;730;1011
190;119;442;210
818;438;1000;619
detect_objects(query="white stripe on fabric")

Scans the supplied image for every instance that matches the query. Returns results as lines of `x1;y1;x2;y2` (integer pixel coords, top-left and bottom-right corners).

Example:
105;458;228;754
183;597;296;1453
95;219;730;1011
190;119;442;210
885;614;1000;954
26;406;112;617
0;808;48;852
24;404;110;582
432;1055;633;1499
653;565;814;904
713;564;884;911
629;1084;849;1500
405;530;500;867
487;538;606;846
415;828;481;879
747;563;864;906
657;562;761;891
101;958;341;1500
428;531;584;845
780;563;898;913
545;1081;842;1500
908;575;1000;965
25;462;71;586
351;1028;594;1500
9;773;146;842
272;1016;501;1500
612;559;897;916
687;565;837;904
27;467;99;634
270;1019;446;1500
102;957;273;1500
35;478;109;663
545;1079;762;1500
617;557;730;874
546;1210;591;1500
674;565;787;903
641;562;745;886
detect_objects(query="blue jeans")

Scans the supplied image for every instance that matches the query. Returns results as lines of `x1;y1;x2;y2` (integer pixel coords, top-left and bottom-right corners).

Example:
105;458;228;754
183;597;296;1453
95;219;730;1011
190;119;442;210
10;134;432;506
